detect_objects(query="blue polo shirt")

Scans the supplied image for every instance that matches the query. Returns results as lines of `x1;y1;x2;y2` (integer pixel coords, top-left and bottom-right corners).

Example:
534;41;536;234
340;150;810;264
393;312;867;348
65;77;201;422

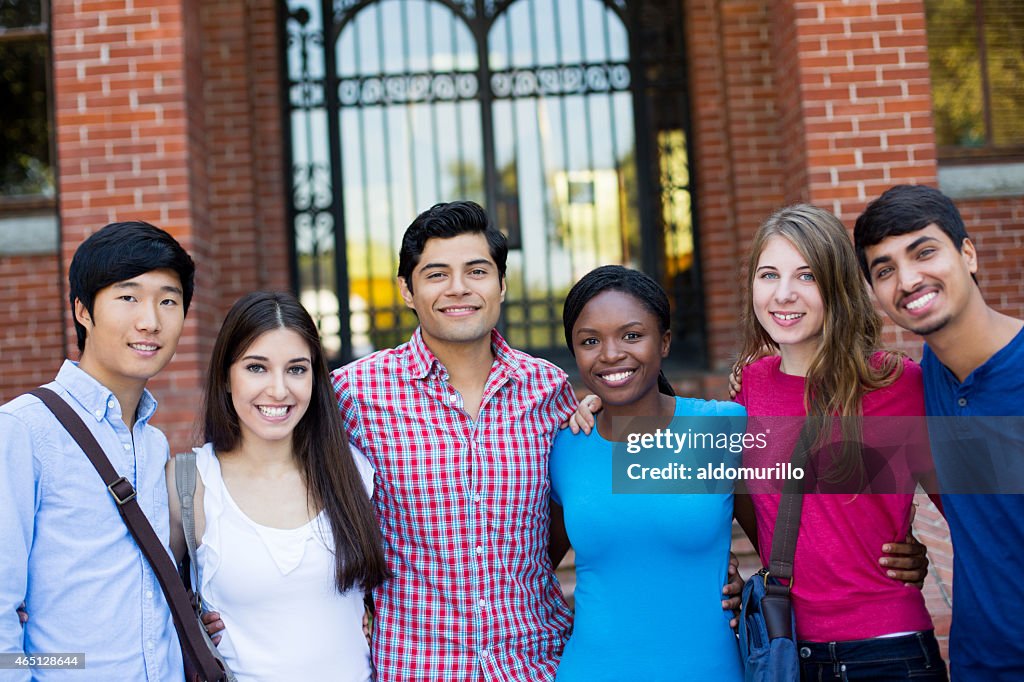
921;327;1024;681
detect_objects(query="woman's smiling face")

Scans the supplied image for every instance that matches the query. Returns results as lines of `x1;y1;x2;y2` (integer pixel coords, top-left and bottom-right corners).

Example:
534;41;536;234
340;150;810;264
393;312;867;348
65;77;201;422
228;327;313;448
571;289;671;411
752;235;825;354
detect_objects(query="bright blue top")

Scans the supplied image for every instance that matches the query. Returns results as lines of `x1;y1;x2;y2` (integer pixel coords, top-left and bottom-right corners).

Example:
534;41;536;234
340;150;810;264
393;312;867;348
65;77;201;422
0;361;182;681
921;327;1024;681
549;397;744;681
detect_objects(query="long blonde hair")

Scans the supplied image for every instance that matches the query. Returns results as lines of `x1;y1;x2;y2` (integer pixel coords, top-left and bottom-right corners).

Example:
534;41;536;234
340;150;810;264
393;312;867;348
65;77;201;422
739;205;904;482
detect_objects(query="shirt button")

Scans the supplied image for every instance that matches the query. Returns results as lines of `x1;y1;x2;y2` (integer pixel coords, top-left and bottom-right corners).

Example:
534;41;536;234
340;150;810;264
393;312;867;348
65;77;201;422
475;545;483;555
123;443;131;450
94;409;103;417
107;400;116;409
480;649;489;659
958;397;968;407
478;598;486;608
474;494;482;503
146;590;154;599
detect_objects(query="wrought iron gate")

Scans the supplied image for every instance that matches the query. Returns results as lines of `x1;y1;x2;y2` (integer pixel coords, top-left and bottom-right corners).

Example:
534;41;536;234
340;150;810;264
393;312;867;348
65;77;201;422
282;0;705;365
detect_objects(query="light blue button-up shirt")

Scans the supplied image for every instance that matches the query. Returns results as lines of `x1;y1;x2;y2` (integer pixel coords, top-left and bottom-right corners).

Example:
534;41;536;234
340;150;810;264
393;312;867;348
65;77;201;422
0;361;182;681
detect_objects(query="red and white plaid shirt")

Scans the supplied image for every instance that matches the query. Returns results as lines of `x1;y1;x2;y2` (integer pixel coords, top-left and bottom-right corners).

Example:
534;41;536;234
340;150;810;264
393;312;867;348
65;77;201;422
332;328;576;682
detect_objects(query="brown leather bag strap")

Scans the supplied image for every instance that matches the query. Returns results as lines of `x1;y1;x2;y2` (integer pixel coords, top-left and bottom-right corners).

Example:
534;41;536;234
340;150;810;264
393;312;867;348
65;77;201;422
766;418;816;583
29;388;226;682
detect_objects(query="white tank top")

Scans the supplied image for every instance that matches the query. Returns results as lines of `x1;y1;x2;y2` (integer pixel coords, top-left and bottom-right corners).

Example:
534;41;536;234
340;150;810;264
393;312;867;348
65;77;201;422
193;443;374;682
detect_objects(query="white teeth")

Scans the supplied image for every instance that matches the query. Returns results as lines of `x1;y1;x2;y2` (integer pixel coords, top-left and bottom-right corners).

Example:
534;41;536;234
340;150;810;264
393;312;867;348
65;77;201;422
443;307;475;313
258;406;288;417
772;313;803;321
906;292;937;311
602;371;635;382
130;343;158;351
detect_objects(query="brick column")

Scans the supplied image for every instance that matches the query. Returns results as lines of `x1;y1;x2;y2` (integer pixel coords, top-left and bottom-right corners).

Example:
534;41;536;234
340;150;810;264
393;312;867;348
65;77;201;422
772;0;937;222
52;0;210;450
687;0;786;370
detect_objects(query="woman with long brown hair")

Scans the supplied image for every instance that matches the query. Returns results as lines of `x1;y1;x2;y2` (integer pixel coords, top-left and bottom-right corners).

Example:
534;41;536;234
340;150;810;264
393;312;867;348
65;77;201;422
166;291;388;681
734;204;946;680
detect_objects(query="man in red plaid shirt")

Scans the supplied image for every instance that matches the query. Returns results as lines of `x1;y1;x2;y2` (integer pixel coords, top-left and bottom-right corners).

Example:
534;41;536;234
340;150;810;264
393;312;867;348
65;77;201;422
332;201;575;681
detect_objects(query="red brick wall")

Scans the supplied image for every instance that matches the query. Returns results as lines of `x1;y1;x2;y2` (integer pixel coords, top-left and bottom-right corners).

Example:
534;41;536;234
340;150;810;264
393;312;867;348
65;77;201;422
773;0;810;205
962;196;1024;317
687;0;787;370
777;0;937;222
0;253;64;399
202;0;289;307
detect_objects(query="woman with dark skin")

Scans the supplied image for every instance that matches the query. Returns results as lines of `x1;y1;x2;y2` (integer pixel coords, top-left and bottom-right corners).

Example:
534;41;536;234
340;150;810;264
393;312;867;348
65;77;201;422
550;266;747;680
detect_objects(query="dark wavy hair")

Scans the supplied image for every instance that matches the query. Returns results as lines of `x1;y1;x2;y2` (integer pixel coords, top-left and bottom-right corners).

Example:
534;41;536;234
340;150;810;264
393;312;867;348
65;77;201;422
202;291;389;592
397;201;508;292
562;265;675;397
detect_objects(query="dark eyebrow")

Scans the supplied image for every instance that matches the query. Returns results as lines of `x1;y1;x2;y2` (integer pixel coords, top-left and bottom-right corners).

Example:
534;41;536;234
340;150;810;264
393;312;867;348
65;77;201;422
868;254;891;272
111;281;183;295
906;235;938;251
240;355;311;363
419;258;494;272
868;236;939;272
575;321;644;335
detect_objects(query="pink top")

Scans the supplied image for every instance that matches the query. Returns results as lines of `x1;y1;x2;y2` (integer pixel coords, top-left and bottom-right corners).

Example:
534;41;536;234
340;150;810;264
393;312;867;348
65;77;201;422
736;355;934;641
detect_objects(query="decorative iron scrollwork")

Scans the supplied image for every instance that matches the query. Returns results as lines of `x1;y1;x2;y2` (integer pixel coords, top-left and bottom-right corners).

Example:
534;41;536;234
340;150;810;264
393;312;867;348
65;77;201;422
490;62;630;99
338;71;480;106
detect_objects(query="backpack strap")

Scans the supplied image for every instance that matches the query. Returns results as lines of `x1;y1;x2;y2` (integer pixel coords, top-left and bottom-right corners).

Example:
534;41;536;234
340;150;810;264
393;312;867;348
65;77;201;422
766;418;816;583
29;388;227;681
174;450;202;611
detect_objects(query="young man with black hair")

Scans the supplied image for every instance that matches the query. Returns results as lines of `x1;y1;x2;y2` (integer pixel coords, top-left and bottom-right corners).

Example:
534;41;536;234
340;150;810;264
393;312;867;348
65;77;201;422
330;201;575;682
855;184;1024;681
0;221;195;680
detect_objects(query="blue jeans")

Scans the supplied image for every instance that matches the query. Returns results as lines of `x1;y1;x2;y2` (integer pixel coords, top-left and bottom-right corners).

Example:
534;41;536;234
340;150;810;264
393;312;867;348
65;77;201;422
798;631;948;681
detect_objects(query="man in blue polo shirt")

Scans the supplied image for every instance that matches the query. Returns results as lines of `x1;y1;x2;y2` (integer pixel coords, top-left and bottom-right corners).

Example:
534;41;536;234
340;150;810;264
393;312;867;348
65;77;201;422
855;184;1024;681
